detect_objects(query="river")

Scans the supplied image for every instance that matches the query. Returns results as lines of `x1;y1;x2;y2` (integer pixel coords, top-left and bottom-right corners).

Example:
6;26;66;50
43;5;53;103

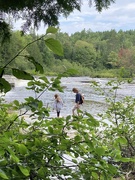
3;76;135;118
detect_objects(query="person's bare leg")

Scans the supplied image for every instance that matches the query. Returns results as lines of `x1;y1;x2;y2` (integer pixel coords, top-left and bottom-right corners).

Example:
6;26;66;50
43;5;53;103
72;106;76;116
72;109;75;116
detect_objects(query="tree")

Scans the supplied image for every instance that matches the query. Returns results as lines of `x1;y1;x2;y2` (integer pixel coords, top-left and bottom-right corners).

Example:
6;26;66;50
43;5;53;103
107;51;119;68
56;32;73;60
0;0;115;35
73;40;97;69
118;47;135;77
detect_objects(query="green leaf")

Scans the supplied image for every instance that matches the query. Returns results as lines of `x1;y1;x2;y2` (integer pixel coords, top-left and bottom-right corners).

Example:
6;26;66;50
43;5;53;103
108;164;117;174
85;113;99;127
48;126;53;133
119;157;135;162
11;154;19;163
0;78;11;93
45;38;63;56
0;159;7;166
38;101;43;108
74;152;79;158
66;115;71;121
0;169;8;179
13;100;20;106
18;144;28;155
92;172;99;179
38;167;45;178
46;27;58;34
0;150;5;155
25;56;44;74
35;138;41;146
6;147;19;163
72;159;78;164
116;137;127;144
74;135;81;142
39;76;49;83
95;147;105;156
18;166;29;176
12;68;34;80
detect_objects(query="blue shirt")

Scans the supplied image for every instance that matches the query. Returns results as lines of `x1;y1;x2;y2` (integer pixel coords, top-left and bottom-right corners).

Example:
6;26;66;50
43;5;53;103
75;93;81;103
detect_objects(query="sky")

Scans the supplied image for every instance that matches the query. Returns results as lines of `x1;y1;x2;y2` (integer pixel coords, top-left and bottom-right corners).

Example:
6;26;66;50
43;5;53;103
13;0;135;35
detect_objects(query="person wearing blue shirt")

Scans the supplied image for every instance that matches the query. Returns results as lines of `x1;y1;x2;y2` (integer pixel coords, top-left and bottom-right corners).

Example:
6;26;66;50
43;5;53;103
72;88;82;116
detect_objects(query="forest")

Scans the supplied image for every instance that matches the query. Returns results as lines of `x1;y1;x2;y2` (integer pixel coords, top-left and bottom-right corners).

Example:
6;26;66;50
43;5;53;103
1;28;135;78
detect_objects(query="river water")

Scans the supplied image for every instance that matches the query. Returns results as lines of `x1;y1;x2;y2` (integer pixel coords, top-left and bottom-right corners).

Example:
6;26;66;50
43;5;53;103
4;76;135;118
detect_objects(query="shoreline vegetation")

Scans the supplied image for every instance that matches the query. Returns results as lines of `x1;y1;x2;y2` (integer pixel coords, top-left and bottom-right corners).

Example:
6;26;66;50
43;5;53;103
29;65;134;79
5;67;135;80
25;62;135;78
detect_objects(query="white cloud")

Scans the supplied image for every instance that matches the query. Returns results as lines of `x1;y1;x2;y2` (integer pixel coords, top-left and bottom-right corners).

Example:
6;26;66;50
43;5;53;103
13;0;135;35
57;0;135;34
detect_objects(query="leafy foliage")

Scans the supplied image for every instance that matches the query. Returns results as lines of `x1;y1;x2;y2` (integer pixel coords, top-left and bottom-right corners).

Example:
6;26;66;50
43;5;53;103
0;0;115;34
0;26;135;179
91;79;135;178
0;27;63;93
1;76;135;179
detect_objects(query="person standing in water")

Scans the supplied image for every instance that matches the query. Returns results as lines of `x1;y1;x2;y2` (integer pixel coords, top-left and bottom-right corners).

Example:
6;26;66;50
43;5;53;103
53;94;63;117
72;88;83;116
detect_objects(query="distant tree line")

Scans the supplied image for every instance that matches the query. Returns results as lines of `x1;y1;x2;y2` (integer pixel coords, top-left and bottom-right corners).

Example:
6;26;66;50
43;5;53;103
1;28;135;77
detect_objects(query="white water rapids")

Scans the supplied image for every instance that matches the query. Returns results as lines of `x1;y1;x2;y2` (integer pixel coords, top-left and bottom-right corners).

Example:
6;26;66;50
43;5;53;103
3;75;135;118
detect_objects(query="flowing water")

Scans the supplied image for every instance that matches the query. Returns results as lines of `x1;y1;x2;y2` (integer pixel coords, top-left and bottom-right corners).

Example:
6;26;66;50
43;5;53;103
3;75;135;118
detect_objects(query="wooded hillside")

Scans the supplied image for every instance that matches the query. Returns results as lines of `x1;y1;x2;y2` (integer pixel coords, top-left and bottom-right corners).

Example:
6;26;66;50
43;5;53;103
1;28;135;77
